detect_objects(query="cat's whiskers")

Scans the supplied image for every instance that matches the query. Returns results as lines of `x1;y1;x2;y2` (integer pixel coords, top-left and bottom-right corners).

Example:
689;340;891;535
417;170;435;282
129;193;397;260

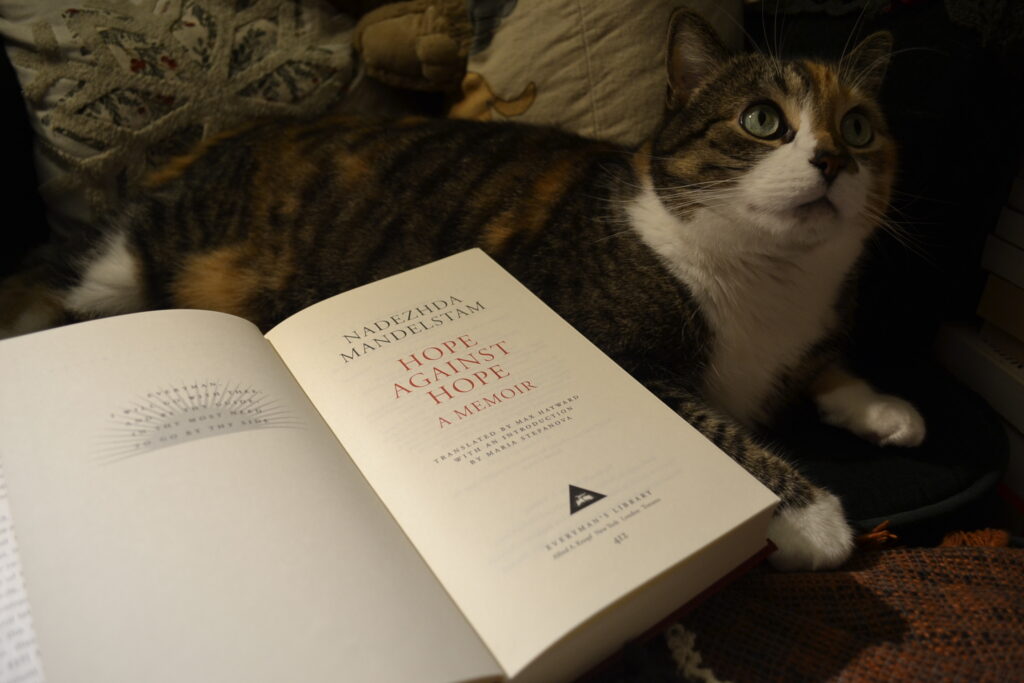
661;186;741;212
594;178;740;220
837;2;874;83
614;172;737;193
846;46;934;93
657;179;739;196
757;0;785;79
591;227;636;244
871;197;938;225
859;204;940;267
875;224;939;268
888;187;958;207
658;194;736;211
654;178;741;200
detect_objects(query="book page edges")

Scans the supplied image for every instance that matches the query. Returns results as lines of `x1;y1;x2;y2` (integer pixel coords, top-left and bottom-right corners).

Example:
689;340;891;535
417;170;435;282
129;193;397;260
508;502;776;683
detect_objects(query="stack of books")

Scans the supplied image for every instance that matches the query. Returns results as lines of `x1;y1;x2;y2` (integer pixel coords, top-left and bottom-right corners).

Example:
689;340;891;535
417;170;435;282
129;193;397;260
936;156;1024;522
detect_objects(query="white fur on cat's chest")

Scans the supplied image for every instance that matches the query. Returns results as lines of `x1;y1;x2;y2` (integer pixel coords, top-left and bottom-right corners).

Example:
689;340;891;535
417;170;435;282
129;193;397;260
628;185;865;425
694;240;849;424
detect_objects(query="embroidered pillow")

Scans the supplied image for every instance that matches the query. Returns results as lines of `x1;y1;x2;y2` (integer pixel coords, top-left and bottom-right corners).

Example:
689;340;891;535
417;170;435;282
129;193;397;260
0;0;355;235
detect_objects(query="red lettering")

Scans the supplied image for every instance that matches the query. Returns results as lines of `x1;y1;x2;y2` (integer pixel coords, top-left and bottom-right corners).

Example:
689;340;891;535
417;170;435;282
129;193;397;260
451;377;476;394
428;384;455;405
422;346;444;361
398;354;422;372
407;372;431;389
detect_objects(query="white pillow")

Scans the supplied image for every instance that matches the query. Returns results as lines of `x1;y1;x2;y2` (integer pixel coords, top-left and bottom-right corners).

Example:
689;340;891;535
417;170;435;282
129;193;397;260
450;0;743;147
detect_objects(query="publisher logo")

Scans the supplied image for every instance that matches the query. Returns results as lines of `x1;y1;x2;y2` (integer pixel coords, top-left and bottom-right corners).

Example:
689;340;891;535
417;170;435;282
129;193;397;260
569;485;606;515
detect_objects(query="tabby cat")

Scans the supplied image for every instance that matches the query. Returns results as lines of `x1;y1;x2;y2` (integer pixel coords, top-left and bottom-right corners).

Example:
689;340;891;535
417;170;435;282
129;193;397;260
1;11;926;571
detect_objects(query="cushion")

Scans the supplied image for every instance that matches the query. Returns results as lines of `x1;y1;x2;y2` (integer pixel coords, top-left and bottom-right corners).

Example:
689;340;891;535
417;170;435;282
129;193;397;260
0;0;355;236
449;0;743;147
771;360;1009;541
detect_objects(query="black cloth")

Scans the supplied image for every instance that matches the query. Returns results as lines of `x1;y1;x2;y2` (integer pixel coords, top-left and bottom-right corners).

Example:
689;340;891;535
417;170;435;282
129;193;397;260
773;360;1008;543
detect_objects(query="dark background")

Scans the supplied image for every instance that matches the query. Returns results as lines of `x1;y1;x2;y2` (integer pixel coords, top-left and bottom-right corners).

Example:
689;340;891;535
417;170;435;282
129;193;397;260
742;1;1024;369
1;44;48;277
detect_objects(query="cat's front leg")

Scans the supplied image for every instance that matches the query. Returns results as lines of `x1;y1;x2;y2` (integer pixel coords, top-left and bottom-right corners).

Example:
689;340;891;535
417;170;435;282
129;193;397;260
659;385;855;571
811;365;926;447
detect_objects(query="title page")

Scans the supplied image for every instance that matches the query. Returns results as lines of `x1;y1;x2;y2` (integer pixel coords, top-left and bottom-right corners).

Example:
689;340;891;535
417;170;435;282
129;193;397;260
267;250;778;676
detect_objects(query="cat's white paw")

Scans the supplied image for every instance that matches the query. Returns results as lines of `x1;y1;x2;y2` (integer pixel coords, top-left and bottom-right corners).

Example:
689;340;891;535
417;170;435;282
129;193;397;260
816;381;926;447
857;395;926;446
766;493;854;571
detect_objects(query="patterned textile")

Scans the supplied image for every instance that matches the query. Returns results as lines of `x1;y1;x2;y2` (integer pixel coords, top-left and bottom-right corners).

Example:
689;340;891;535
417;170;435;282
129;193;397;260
945;0;1024;49
664;546;1024;682
0;0;354;233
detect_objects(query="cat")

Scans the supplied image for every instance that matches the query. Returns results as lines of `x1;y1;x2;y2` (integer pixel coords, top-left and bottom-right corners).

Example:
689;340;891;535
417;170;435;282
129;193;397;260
0;10;926;571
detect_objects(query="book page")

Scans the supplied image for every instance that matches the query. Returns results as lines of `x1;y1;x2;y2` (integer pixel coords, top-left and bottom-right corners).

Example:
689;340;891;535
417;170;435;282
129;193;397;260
0;310;500;683
267;250;779;676
0;464;44;683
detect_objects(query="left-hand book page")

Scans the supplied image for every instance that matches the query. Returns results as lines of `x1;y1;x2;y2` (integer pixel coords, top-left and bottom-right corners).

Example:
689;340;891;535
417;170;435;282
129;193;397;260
0;309;501;683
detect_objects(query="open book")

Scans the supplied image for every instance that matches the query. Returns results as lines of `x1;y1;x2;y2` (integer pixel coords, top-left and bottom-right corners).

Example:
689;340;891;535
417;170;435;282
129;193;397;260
0;249;778;683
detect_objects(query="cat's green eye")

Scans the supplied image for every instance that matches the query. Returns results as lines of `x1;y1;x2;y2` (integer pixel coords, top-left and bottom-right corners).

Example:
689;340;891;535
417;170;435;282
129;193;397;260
841;111;873;147
740;103;785;140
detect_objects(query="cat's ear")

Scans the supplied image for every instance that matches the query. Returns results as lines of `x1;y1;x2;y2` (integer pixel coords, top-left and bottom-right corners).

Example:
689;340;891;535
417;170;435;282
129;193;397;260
666;10;729;110
842;31;892;95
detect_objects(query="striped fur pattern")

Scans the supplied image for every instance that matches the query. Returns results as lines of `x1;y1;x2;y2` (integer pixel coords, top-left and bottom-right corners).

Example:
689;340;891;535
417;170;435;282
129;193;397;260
1;12;926;570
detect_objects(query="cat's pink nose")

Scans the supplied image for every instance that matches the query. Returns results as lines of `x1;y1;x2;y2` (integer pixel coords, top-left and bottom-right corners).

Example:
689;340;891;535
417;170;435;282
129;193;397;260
810;151;850;183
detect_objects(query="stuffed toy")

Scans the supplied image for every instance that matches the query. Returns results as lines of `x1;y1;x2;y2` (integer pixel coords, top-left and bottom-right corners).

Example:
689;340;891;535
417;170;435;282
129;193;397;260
353;0;472;91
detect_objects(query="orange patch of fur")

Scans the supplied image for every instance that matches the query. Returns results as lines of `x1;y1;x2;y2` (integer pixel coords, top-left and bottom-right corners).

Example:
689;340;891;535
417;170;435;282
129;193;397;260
338;154;372;184
802;61;836;92
249;131;321;219
800;61;847;140
286;115;365;141
144;123;258;188
632;142;653;178
275;190;302;217
395;116;428;127
481;155;578;252
171;246;261;318
527;156;577;216
480;209;519;253
523;157;577;229
667;154;704;180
